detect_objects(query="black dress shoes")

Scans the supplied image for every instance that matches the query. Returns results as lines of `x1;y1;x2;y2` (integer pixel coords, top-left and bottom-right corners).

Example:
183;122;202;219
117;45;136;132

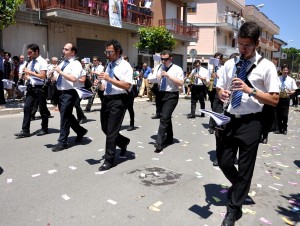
187;113;195;118
262;138;268;144
154;143;163;153
208;128;214;134
127;125;135;131
14;130;30;138
283;130;287;135
79;117;88;124
75;128;88;142
36;129;48;136
213;159;218;166
52;144;68;152
200;113;205;117
221;211;242;226
120;139;130;156
98;163;112;171
151;113;161;119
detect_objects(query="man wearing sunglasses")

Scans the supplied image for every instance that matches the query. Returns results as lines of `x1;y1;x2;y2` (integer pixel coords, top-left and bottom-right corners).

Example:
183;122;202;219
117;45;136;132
97;39;133;171
151;50;184;153
216;22;279;226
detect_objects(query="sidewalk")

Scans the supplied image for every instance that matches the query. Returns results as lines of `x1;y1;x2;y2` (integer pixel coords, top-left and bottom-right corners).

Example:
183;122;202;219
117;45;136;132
0;94;189;116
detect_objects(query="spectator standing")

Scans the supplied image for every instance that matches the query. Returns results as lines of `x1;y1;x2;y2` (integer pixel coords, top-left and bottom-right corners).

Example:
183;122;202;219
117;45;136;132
138;63;152;99
0;49;5;104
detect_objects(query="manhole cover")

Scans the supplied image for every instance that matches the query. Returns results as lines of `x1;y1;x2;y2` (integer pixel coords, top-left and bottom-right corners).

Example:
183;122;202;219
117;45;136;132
127;166;182;188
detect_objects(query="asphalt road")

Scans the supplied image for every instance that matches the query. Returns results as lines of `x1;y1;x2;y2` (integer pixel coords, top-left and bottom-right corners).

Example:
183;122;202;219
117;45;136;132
0;99;299;226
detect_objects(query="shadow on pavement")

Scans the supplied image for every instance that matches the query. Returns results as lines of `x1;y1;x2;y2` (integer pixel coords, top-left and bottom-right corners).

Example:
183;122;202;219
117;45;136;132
276;193;300;225
294;160;300;168
0;167;3;175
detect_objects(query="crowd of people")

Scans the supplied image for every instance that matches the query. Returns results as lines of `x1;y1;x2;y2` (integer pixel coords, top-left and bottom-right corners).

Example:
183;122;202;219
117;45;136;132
1;22;300;226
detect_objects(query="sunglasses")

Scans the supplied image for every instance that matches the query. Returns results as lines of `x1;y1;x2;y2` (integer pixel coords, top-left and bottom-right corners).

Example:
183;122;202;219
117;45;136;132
104;51;115;55
161;57;170;61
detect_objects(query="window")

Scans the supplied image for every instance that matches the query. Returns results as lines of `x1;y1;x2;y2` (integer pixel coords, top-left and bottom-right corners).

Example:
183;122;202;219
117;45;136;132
187;2;197;13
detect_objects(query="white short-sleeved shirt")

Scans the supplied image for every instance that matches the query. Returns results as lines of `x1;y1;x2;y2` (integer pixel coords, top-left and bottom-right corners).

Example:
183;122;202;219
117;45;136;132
102;57;133;95
191;66;209;85
278;75;298;92
91;64;104;79
28;56;48;85
217;51;279;115
18;61;27;76
152;63;184;92
54;57;82;90
73;68;86;88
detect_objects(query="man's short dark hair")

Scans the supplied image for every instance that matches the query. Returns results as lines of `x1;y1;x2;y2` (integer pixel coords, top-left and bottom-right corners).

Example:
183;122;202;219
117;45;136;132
93;56;100;61
281;64;289;70
68;43;77;54
214;52;223;60
12;56;20;62
238;21;261;43
105;39;123;55
160;50;172;57
193;60;201;65
27;43;40;54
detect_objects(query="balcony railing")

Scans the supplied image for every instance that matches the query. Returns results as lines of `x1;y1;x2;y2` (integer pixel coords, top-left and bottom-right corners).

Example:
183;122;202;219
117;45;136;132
158;19;199;39
217;45;238;58
217;14;242;30
24;0;153;26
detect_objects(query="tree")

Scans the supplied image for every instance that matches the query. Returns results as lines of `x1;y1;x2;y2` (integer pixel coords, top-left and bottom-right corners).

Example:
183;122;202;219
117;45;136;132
135;26;176;54
0;0;24;30
282;48;300;73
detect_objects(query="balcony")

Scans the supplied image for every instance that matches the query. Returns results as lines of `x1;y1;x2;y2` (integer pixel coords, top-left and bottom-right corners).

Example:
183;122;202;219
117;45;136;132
217;14;242;31
23;0;153;27
158;19;199;42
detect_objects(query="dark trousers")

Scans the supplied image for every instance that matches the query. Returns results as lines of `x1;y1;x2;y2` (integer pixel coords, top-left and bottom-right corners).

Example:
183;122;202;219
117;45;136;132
0;70;5;104
22;86;49;133
74;95;85;121
276;98;290;132
101;94;130;165
156;91;179;146
58;89;84;145
207;88;216;110
208;92;223;129
216;113;262;214
190;85;206;114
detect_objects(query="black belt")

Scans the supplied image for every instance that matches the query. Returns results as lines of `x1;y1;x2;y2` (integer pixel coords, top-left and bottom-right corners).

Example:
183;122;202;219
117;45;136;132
224;111;262;119
104;93;127;99
28;84;44;88
58;89;76;94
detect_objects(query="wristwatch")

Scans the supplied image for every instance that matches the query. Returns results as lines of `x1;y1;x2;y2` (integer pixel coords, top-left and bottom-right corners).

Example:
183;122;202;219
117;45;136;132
249;88;257;97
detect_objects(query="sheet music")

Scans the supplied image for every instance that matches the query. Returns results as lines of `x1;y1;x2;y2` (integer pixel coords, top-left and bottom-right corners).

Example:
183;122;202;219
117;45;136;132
199;109;231;126
74;87;93;99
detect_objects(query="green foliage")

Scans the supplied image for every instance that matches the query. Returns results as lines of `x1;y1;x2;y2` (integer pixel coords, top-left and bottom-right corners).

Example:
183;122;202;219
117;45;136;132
135;26;176;54
281;48;300;72
0;0;24;30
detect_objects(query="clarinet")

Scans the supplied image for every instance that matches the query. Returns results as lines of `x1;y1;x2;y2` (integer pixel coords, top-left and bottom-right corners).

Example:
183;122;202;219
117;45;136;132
95;60;109;92
223;54;244;111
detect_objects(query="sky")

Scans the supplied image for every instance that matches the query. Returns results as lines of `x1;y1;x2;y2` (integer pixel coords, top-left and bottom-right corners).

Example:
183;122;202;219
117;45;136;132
246;0;300;49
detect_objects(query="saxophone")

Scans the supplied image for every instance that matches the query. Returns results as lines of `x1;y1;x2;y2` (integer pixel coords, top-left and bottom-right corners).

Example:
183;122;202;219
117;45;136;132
207;67;215;91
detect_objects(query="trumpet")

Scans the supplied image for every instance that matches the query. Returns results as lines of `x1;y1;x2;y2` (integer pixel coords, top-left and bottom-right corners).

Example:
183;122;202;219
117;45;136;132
207;67;215;92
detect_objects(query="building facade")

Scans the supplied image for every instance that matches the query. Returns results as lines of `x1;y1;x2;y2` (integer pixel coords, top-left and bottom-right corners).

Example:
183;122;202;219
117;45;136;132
0;0;198;71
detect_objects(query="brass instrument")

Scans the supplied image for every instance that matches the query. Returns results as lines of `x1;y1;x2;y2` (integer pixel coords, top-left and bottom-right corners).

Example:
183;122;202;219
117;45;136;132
279;86;289;98
207;67;215;92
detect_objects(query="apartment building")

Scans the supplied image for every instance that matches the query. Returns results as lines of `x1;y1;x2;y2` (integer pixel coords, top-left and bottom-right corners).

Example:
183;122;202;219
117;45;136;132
0;0;198;71
186;0;280;70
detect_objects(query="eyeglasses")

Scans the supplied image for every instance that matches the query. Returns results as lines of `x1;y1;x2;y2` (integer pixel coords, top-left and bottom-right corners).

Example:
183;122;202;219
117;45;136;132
161;57;170;61
104;51;115;55
238;43;256;50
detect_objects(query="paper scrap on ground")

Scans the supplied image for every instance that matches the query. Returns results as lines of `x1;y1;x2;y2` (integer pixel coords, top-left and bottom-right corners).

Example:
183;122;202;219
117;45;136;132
248;191;256;197
138;146;144;148
257;184;262;188
186;159;192;162
148;201;163;212
268;186;279;191
199;109;231;126
107;199;117;205
140;173;146;178
153;172;159;176
152;158;159;161
7;178;12;183
288;181;297;185
282;217;294;225
48;170;57;174
69;166;77;170
212;196;221;202
260;217;272;225
61;194;70;200
31;174;41;178
220;212;226;218
242;208;256;214
95;171;107;175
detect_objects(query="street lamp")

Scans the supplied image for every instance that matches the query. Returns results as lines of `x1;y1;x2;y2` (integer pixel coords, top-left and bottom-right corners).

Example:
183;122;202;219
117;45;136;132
292;53;300;72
